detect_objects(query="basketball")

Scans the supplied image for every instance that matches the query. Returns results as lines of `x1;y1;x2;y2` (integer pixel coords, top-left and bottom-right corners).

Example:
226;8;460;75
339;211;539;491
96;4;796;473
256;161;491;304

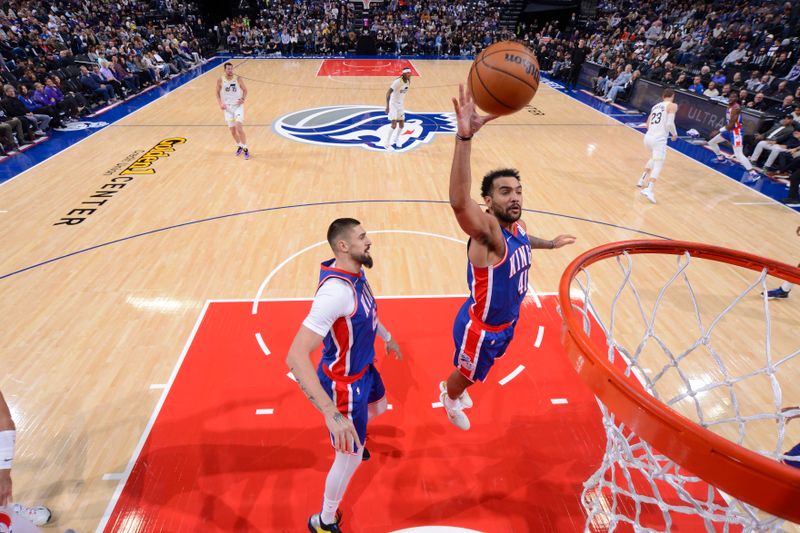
468;41;540;116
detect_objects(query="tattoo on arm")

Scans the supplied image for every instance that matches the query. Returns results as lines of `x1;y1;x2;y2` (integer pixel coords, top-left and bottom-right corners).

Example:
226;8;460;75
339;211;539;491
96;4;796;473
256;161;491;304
292;367;324;411
529;236;554;249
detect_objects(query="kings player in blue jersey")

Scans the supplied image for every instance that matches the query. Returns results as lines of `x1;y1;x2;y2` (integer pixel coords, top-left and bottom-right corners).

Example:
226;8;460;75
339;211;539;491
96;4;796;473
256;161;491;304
286;218;403;533
437;85;576;431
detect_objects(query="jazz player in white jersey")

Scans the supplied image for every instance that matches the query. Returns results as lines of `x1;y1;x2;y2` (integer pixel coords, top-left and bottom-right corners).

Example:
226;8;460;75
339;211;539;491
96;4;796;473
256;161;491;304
215;62;250;159
383;67;411;150
637;88;678;204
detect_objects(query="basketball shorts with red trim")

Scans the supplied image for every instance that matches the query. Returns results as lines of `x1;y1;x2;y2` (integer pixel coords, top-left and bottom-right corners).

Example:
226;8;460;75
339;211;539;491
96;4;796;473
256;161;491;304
451;307;516;382
317;363;385;452
721;129;743;148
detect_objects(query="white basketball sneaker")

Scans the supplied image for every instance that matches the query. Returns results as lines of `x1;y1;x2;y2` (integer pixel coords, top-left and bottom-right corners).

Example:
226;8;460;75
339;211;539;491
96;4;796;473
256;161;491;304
12;503;52;526
439;382;470;430
439;381;473;409
640;187;656;204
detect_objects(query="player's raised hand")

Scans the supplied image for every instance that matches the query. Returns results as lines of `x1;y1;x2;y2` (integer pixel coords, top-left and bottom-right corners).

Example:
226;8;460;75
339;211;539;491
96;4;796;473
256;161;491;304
386;338;403;360
452;84;498;138
325;410;362;453
551;234;577;248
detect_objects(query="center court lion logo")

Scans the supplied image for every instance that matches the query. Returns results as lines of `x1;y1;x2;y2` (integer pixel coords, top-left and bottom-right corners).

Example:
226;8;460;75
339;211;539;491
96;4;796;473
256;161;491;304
273;105;457;152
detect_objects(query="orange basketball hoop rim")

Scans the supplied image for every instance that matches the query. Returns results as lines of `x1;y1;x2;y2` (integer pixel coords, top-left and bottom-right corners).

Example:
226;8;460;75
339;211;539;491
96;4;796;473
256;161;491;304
558;240;800;523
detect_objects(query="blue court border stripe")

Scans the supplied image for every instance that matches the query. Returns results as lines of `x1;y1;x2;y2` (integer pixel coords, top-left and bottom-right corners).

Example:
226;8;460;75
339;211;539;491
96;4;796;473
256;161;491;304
0;199;669;281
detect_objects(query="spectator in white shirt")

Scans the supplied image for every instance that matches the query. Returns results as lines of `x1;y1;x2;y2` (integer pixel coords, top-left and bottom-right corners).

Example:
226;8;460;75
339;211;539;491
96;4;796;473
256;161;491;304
703;81;720;98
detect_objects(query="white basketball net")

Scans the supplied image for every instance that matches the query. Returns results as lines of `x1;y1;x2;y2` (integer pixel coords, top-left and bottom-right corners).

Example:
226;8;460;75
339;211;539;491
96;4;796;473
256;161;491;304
567;250;800;532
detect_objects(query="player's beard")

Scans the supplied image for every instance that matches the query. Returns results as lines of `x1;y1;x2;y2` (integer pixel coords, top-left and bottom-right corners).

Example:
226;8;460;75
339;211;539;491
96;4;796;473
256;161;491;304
354;251;373;269
492;203;522;224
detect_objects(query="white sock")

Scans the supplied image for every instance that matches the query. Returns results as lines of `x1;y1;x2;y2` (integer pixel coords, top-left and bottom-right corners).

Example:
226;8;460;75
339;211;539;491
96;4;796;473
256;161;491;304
733;146;752;170
638;167;650;186
393;127;402;144
708;135;724;156
385;127;395;145
443;394;461;410
321;449;363;524
645;182;655;192
242;144;248;150
781;281;793;292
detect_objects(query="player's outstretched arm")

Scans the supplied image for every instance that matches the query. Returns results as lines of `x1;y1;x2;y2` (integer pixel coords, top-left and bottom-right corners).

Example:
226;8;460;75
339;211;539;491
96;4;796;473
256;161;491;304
286;326;362;453
450;84;499;243
519;221;576;249
528;234;577;249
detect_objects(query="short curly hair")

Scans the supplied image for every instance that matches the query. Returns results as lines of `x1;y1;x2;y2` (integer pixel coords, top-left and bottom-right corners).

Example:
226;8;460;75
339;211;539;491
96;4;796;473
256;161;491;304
480;168;521;198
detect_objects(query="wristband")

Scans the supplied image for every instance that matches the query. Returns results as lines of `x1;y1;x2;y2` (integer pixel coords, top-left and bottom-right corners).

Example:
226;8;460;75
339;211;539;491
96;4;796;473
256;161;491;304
0;430;15;469
456;134;473;141
550;240;555;249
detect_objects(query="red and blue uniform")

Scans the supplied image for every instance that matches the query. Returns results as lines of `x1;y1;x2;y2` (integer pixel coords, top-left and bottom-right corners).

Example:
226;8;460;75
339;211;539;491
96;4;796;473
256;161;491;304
315;259;384;451
721;103;743;148
452;222;532;381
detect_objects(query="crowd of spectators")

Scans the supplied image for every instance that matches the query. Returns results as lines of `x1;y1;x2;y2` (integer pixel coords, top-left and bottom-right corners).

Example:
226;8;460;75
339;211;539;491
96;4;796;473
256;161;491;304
0;0;210;155
216;0;515;57
3;0;800;177
517;0;800;199
525;0;800;117
214;0;799;119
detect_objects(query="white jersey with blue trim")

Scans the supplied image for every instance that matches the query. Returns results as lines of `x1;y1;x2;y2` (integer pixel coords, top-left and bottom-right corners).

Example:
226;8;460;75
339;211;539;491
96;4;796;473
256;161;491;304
646;101;670;141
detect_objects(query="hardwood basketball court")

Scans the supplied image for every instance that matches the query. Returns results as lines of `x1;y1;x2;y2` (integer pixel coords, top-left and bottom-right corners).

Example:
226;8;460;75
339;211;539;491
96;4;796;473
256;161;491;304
1;58;798;532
